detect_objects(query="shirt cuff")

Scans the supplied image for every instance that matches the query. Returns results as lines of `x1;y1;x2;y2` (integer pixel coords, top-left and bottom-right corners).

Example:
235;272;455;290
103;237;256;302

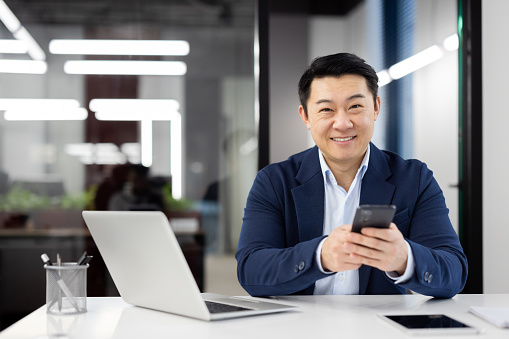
315;237;334;274
386;241;415;284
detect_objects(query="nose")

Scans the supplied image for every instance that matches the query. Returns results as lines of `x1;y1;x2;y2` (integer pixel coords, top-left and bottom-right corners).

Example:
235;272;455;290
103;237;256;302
332;111;353;130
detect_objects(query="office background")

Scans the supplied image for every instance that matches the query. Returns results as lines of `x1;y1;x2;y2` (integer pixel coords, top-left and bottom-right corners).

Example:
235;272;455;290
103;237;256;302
0;0;506;330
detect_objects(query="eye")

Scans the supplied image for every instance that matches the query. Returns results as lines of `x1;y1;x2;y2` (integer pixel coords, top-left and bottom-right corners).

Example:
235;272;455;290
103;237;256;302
350;104;362;109
319;107;333;113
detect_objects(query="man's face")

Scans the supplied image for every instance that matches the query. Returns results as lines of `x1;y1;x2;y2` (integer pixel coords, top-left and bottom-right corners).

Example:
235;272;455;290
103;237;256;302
299;75;380;170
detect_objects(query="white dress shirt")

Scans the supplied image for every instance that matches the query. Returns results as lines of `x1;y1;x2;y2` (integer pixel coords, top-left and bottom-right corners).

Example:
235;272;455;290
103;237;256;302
313;148;415;295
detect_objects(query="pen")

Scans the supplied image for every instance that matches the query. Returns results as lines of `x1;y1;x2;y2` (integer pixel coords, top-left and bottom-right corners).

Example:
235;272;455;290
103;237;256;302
76;251;87;266
41;253;53;266
57;253;62;311
80;256;93;266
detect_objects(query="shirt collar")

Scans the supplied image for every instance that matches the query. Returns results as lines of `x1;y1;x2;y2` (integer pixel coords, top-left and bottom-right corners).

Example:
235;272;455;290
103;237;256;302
318;146;370;185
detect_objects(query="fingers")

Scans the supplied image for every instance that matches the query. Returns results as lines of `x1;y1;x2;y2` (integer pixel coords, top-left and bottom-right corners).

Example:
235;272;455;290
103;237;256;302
344;224;408;273
320;223;408;274
320;226;362;272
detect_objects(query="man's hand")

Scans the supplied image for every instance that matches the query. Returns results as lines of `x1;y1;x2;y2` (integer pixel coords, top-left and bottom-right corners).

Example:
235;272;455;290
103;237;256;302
320;224;362;272
321;223;408;275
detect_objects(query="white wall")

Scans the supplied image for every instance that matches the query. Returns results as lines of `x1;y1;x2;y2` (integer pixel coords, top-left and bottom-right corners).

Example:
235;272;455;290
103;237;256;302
269;15;310;164
482;0;509;293
413;0;459;233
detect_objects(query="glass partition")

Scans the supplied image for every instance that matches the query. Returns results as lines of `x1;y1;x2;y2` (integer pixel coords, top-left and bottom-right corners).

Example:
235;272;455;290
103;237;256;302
0;0;256;328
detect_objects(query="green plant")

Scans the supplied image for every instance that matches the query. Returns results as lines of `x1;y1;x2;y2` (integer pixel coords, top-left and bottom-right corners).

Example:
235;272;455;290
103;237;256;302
0;185;52;212
0;184;98;212
59;184;97;210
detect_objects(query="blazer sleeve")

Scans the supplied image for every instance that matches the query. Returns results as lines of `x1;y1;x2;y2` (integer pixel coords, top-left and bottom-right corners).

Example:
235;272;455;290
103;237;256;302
235;169;329;296
393;163;468;298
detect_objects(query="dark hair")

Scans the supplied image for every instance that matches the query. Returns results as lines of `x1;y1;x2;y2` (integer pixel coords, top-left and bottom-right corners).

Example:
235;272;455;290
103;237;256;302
298;53;379;116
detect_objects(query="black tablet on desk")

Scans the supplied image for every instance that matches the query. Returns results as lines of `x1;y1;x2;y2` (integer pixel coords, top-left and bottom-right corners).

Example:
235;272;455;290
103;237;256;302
378;314;483;335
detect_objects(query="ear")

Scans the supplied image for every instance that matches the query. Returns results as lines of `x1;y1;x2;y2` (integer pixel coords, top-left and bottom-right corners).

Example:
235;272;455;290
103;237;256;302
373;96;381;121
299;105;311;130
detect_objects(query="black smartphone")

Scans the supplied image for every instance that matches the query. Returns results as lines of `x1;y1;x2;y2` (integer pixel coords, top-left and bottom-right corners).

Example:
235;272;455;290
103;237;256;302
351;204;396;233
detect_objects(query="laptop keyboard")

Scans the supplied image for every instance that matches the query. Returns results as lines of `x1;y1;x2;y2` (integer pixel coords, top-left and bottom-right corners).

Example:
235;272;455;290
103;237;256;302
205;301;252;314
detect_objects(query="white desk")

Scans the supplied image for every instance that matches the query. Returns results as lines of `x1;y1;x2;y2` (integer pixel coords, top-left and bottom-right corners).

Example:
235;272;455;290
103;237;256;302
1;294;508;338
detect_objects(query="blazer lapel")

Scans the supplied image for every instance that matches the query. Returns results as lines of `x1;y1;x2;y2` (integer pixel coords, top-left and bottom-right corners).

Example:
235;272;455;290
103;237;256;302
292;146;325;242
358;143;395;294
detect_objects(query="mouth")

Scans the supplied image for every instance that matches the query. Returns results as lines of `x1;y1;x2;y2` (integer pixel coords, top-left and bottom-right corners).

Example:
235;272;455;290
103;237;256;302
331;136;355;142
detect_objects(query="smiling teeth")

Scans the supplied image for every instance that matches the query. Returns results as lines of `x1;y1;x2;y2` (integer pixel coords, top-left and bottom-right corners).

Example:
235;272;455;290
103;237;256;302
332;137;354;142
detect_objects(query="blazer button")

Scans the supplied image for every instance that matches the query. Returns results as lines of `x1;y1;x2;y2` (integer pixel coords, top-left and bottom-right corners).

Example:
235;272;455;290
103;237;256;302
294;264;299;273
424;272;430;282
428;274;433;283
298;261;305;270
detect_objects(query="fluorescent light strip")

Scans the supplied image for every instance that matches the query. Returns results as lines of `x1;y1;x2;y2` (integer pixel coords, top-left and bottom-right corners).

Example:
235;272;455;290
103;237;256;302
90;99;180;114
0;98;80;110
388;45;444;80
64;60;187;75
95;111;181;121
377;34;460;87
0;59;47;74
0;1;46;60
443;34;459;52
0;0;20;32
50;39;190;56
141;120;152;167
121;143;141;163
90;98;183;199
4;108;88;121
0;39;27;53
169;114;182;199
13;26;46;60
65;143;127;165
376;70;392;87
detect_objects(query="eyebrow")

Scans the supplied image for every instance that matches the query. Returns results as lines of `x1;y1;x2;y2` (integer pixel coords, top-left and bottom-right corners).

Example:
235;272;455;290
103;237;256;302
347;93;366;101
314;94;366;105
315;99;333;105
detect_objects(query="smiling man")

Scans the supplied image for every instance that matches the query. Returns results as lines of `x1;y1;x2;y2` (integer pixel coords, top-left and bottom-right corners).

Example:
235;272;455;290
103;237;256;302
236;53;467;298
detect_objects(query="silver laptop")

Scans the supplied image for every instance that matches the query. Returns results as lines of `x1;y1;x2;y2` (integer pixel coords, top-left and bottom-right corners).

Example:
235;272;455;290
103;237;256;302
82;211;296;321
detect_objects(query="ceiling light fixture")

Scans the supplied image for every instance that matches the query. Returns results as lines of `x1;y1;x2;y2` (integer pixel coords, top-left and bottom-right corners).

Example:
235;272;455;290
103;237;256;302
388;45;444;80
377;33;458;88
0;99;86;120
0;0;46;60
376;70;392;87
65;143;127;165
64;60;187;76
13;27;46;60
4;108;88;121
0;59;47;74
89;98;179;114
443;34;459;52
49;39;190;56
0;39;27;53
0;98;80;110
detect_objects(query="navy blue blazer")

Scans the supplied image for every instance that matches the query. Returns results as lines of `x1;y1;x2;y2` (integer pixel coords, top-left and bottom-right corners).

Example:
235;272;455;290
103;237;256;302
236;143;468;298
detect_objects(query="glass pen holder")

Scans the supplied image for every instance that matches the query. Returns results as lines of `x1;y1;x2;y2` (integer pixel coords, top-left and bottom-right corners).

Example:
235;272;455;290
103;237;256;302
45;263;88;315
